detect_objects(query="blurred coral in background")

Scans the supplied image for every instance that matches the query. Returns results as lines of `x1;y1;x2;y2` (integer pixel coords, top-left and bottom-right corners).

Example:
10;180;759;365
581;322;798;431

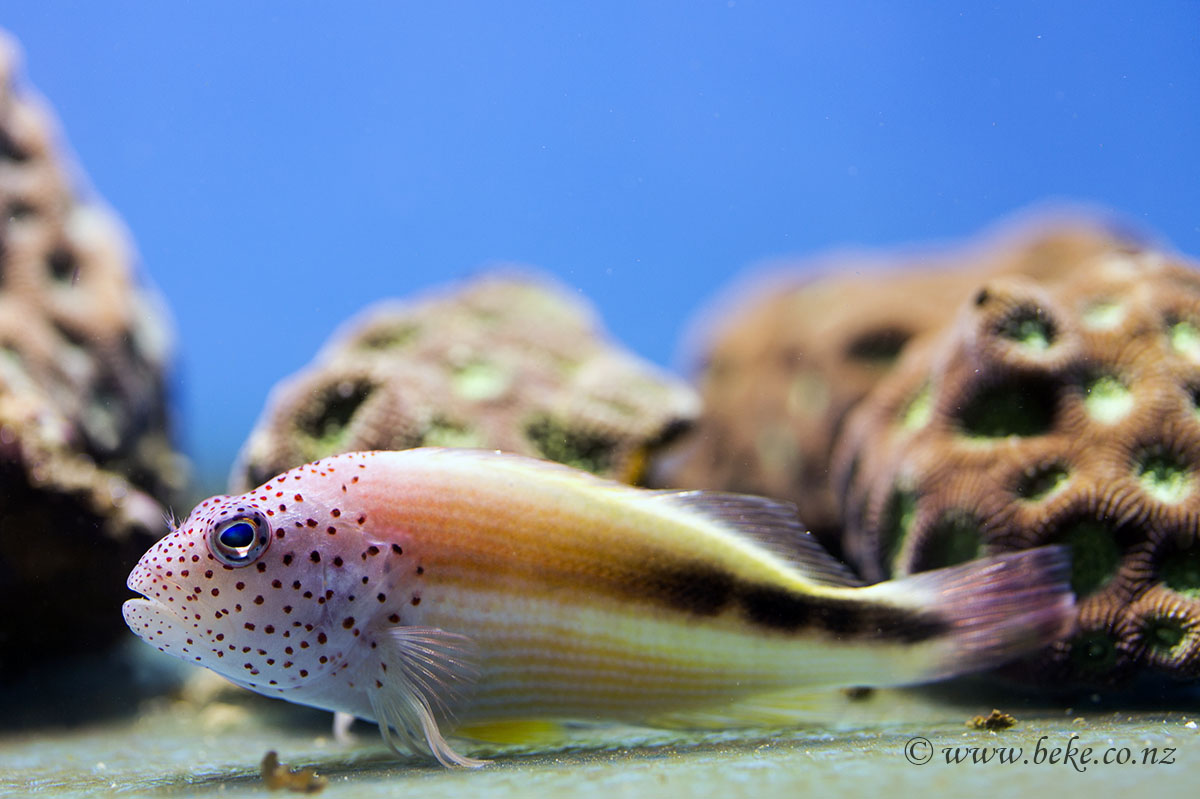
0;32;186;677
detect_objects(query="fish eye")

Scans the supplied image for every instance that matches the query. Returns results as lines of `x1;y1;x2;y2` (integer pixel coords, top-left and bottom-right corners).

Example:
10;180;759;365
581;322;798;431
209;514;270;567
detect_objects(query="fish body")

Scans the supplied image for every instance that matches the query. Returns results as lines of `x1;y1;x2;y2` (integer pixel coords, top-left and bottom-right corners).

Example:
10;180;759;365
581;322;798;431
124;448;1073;766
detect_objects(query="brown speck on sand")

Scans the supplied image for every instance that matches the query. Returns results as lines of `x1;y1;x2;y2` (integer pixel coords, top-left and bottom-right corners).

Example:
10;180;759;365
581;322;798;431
968;709;1017;731
261;750;328;793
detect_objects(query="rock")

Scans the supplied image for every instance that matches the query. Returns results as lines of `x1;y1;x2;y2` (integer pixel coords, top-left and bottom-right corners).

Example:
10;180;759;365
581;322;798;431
231;273;698;491
0;31;185;677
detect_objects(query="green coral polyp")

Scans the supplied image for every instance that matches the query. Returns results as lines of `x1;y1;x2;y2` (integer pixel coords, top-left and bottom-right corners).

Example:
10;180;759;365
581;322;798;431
525;414;615;475
1059;520;1121;597
997;307;1055;351
453;360;512;402
1015;462;1070;501
1135;451;1193;504
1081;300;1124;330
880;487;917;576
1169;319;1200;360
899;382;933;430
1161;546;1200;599
299;380;374;450
1069;632;1119;674
923;510;982;570
1083;374;1133;424
1144;618;1187;653
958;377;1057;438
425;417;483;448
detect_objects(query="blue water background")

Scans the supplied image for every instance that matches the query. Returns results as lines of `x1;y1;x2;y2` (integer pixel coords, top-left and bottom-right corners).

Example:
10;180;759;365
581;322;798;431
4;2;1198;487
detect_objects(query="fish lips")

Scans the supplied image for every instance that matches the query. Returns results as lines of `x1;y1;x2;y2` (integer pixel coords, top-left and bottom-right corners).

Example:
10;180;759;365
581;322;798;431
122;556;185;645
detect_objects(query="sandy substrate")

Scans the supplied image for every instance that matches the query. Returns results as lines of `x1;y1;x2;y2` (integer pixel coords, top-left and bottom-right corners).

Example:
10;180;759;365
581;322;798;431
3;644;1197;798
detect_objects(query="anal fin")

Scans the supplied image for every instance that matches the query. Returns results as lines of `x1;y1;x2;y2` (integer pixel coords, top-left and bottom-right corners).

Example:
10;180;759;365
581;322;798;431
455;719;568;746
644;686;855;730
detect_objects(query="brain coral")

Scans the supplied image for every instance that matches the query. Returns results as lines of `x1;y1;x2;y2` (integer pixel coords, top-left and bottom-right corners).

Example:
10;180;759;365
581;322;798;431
231;274;698;491
0;32;184;675
833;239;1200;684
663;224;1129;549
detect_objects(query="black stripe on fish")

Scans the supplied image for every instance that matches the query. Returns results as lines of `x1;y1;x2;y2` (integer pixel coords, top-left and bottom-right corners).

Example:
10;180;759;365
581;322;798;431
641;563;945;643
644;565;736;617
737;584;944;642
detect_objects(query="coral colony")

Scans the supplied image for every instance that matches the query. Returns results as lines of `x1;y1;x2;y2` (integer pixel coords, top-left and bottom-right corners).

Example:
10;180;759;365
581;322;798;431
835;239;1200;684
671;225;1200;685
0;33;184;676
230;275;698;491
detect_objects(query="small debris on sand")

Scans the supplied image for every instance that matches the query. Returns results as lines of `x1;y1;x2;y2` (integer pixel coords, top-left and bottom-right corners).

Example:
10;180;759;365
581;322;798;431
967;709;1017;731
261;750;328;793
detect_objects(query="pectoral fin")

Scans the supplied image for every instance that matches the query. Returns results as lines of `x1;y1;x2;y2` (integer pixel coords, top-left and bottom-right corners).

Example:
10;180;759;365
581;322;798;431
362;625;487;768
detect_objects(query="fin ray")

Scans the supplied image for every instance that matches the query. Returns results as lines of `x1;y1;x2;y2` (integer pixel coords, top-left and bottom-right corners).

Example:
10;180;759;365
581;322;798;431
653;490;865;587
362;625;488;768
864;546;1075;683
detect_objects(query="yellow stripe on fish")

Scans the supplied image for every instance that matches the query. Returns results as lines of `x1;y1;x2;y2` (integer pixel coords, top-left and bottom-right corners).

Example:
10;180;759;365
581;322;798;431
124;448;1073;767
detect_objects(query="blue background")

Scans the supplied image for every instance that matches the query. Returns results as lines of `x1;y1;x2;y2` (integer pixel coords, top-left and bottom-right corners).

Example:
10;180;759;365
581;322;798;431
4;2;1199;488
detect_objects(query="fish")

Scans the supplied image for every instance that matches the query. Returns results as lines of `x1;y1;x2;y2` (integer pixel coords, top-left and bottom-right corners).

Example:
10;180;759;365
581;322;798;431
123;447;1074;767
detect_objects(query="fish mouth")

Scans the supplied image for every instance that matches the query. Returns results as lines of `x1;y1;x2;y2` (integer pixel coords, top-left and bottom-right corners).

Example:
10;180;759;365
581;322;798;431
121;590;192;651
122;562;188;641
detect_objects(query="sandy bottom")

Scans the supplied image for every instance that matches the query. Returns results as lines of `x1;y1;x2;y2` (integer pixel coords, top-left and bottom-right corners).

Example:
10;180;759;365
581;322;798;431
3;644;1198;798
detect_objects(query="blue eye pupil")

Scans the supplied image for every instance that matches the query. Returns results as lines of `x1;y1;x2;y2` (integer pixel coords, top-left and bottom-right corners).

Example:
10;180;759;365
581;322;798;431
219;522;256;549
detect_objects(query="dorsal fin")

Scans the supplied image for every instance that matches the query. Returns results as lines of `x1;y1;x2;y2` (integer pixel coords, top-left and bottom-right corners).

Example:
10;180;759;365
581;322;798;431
651;490;865;587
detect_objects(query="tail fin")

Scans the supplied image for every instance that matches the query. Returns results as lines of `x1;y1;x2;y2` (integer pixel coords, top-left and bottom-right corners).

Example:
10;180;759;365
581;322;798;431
864;546;1075;683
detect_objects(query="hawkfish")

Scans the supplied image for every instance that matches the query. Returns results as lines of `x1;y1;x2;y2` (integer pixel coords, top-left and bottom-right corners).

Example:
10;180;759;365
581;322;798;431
124;448;1073;767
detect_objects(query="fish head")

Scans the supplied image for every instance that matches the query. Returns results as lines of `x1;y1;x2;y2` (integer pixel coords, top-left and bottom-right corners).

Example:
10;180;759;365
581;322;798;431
123;465;399;703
